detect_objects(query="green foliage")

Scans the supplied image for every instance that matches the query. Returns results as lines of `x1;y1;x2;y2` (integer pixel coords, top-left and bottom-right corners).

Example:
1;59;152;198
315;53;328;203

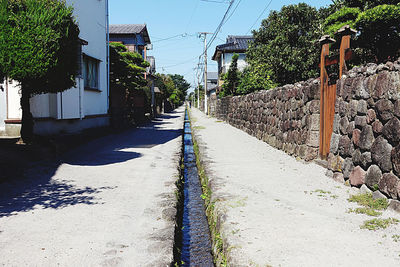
361;218;399;230
110;42;148;91
220;53;240;96
237;64;277;95
355;4;400;62
247;3;322;86
0;0;80;94
348;193;389;210
323;7;360;35
169;74;190;104
348;207;382;216
323;3;400;63
154;73;190;106
335;0;399;10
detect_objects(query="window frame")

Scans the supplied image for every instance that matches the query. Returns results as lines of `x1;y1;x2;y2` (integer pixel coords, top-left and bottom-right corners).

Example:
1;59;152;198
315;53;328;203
83;54;101;92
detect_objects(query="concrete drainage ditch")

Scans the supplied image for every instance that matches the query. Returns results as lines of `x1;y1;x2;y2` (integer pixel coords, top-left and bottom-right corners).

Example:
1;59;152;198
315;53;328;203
173;108;214;266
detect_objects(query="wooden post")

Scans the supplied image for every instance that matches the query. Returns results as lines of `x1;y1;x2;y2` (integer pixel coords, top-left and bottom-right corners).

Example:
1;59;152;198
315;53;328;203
336;25;357;78
319;35;336;159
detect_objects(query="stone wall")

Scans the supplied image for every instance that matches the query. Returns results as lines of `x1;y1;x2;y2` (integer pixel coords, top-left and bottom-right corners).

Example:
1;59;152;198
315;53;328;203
327;60;400;200
215;78;321;161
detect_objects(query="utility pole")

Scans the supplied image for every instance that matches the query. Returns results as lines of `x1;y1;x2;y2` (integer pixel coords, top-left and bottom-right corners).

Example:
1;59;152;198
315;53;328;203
197;80;200;109
196;63;201;109
199;32;213;115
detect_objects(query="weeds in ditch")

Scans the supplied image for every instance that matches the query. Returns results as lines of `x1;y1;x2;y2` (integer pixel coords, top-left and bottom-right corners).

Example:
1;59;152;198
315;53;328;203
361;218;399;230
189;110;228;266
172;145;185;266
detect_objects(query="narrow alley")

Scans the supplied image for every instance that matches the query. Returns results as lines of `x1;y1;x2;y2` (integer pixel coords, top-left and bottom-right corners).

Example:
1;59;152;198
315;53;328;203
1;0;400;266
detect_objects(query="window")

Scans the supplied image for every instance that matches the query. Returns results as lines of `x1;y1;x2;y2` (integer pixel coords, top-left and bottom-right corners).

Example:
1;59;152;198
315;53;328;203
83;55;100;90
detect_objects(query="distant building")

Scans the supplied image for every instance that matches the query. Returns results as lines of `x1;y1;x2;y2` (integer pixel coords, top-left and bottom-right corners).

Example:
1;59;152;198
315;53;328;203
212;35;254;88
109;24;158;124
206;72;218;116
206;72;218;94
109;24;154;80
109;24;151;60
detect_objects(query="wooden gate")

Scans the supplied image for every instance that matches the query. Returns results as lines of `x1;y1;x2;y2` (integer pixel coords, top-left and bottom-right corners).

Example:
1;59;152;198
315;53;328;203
319;26;356;159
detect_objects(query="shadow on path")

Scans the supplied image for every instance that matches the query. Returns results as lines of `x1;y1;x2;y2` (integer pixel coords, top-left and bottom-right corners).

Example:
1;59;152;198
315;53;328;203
0;110;183;217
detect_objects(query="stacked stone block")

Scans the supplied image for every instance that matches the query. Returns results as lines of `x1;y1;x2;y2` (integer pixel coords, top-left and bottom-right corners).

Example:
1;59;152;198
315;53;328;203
215;78;321;161
328;59;400;200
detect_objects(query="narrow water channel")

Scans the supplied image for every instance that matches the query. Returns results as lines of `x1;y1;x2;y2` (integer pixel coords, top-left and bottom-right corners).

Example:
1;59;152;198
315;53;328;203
180;109;214;266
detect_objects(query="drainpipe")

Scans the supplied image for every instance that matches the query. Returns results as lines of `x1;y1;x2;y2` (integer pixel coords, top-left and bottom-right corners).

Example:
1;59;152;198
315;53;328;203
106;0;110;115
78;77;82;119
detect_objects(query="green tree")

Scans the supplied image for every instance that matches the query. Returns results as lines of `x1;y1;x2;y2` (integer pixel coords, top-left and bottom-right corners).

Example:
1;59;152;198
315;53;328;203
170;74;190;104
324;3;400;63
154;73;190;107
237;64;277;95
334;0;399;10
220;53;240;96
247;3;322;86
0;0;80;143
110;42;149;92
110;42;149;124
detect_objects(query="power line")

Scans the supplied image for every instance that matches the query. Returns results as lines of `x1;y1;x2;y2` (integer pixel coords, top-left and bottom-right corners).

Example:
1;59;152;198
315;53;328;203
200;0;230;3
151;33;191;43
224;0;242;25
205;0;236;53
185;0;200;32
246;0;273;34
159;56;199;69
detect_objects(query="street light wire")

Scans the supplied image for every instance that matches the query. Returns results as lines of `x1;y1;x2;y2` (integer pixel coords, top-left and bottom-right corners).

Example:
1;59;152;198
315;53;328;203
185;0;200;32
159;56;199;69
200;0;230;3
246;0;273;34
223;0;242;26
152;33;190;43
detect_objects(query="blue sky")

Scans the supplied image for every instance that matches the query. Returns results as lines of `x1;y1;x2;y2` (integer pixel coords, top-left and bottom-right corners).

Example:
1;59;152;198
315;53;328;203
109;0;333;93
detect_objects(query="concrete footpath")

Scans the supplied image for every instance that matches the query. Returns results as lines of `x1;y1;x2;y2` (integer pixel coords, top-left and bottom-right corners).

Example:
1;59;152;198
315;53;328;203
190;108;400;267
0;107;184;266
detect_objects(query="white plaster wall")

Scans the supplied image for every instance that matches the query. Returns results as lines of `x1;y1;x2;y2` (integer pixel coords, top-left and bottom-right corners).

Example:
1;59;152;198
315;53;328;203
223;53;248;73
68;0;108;117
31;94;50;118
6;80;22;119
59;78;82;119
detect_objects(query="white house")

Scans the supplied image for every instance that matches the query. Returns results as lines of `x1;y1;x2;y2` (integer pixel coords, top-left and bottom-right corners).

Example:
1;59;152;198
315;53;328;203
212;35;254;88
0;0;109;137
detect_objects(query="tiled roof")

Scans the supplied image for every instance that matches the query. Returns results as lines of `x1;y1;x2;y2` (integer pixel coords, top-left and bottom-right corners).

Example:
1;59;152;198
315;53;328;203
223;35;254;50
109;24;151;44
212;35;254;60
109;24;146;34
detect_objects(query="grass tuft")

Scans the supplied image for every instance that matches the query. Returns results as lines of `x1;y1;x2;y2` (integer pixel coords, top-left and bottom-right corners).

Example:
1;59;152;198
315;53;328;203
348;207;382;217
348;193;389;211
361;218;400;230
